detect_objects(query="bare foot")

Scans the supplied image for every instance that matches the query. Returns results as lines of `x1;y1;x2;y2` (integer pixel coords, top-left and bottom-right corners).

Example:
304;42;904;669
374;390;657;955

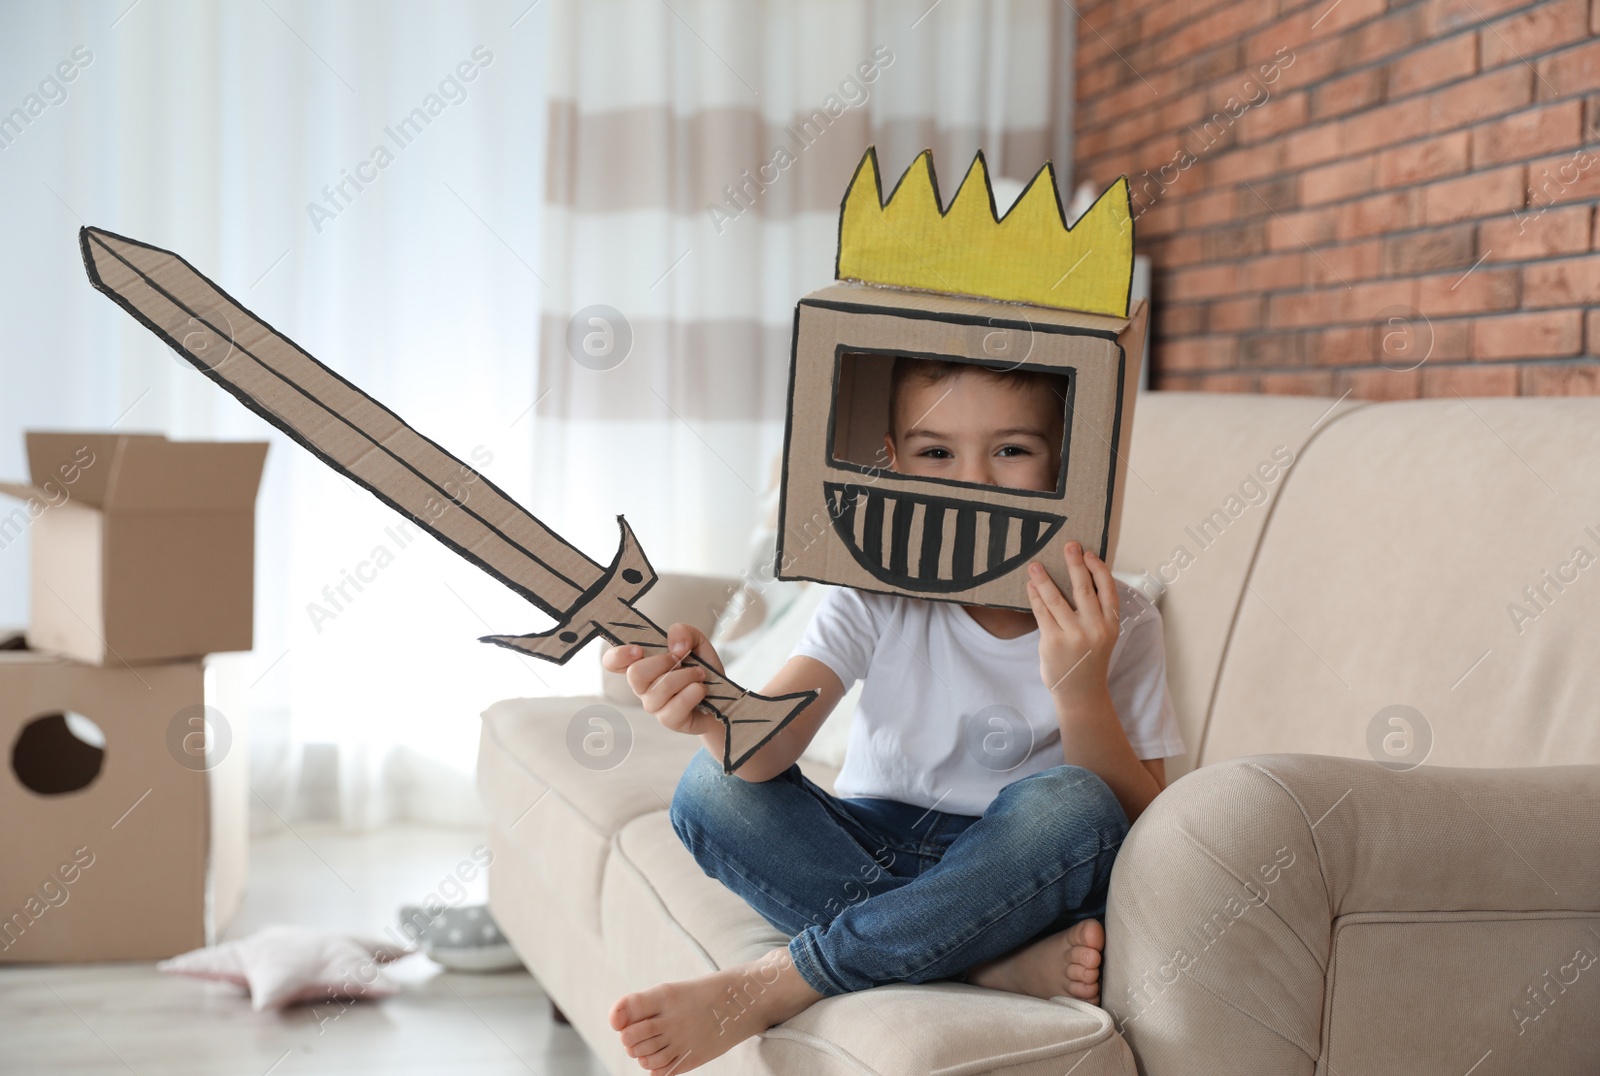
608;944;824;1074
964;918;1105;1005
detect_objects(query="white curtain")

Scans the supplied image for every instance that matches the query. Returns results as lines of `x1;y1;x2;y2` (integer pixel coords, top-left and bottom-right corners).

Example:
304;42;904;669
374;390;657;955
0;0;1073;831
533;0;1077;582
0;0;562;831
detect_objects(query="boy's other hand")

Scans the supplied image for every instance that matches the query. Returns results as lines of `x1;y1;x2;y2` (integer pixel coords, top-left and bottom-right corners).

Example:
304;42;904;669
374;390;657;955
600;622;726;737
1025;541;1120;703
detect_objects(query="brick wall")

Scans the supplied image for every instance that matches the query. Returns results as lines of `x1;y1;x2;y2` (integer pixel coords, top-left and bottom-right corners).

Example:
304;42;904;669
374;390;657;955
1072;0;1600;398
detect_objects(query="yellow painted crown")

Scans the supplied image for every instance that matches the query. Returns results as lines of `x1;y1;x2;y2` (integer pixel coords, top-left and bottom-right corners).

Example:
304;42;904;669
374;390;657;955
836;147;1134;319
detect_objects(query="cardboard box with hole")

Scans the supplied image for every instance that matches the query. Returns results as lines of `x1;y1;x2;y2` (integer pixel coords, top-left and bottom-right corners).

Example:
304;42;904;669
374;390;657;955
0;431;268;665
776;148;1148;611
0;629;246;962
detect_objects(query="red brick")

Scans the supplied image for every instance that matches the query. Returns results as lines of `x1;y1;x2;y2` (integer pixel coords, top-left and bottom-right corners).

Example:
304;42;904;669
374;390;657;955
1301;156;1376;205
1157;371;1259;392
1430;65;1535;131
1202;221;1270;260
1283;122;1345;168
1236;176;1297;218
1306;325;1371;367
1259;371;1338;395
1242;252;1308;291
1238;92;1309;143
1429;318;1475;361
1344;97;1433;154
1377;132;1471;186
1338;189;1425;239
1209;296;1264;332
1520;362;1600;394
1210;143;1284;184
1183;189;1237;228
1423;165;1527;224
1336;366;1424;400
1156;302;1207;337
1268;206;1341;250
1523;255;1600;306
1418;266;1521;314
1273;35;1346;94
1161;336;1237;370
1482;0;1590;70
1472;310;1584;358
1423;363;1521;395
1078;61;1125;103
1427;0;1530;36
1481;204;1592;260
1349;8;1431;72
1311;0;1386;35
1535;38;1600;101
1311;68;1387;120
1589;309;1599;354
1525;146;1600;206
1240;331;1307;366
1308;238;1383;285
1389;34;1478;99
1471;99;1584;167
1340;279;1422;323
1167;263;1240;301
1154;232;1208;267
1382;225;1477;274
1157;0;1276;66
1268;289;1341;328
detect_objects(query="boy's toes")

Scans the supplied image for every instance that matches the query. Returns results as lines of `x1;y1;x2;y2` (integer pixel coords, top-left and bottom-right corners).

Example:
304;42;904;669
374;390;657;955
1067;943;1102;970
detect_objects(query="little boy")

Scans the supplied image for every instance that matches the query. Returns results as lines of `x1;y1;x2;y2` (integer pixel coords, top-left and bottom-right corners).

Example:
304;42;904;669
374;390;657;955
605;356;1185;1075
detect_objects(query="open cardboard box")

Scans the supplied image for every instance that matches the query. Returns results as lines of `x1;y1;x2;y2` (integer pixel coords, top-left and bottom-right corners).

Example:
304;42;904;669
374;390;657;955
0;629;246;962
0;432;267;665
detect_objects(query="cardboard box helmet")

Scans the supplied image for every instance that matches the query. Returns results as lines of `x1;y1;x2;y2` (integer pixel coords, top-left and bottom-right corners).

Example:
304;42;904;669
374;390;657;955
776;147;1149;611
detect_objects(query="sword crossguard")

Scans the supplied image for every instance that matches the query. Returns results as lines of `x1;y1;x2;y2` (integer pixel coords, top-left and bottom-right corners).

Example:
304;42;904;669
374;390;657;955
480;516;817;775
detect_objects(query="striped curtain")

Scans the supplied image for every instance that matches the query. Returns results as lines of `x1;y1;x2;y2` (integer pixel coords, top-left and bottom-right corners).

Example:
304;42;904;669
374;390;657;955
530;0;1076;580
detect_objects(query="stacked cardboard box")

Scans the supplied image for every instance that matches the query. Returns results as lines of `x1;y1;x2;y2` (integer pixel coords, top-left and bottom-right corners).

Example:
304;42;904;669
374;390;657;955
0;431;266;961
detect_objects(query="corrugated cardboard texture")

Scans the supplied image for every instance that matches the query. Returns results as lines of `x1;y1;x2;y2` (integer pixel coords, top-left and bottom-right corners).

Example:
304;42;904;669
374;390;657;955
0;432;267;665
777;283;1146;611
0;650;208;962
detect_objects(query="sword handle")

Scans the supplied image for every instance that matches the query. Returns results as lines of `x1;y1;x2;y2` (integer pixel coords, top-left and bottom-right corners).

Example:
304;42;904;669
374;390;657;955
480;516;816;775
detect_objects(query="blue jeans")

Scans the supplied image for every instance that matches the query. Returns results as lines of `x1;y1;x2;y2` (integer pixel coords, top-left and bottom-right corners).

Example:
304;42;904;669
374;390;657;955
668;746;1130;998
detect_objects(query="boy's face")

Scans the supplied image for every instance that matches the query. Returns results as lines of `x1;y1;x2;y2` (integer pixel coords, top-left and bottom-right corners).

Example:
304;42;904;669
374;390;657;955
885;368;1062;493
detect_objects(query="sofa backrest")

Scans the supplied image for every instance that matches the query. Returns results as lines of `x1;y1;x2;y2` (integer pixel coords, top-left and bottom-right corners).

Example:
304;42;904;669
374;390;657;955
1121;392;1600;778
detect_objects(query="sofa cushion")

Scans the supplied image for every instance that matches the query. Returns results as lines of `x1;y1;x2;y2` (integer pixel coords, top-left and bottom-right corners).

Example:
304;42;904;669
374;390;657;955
605;808;1137;1076
478;694;703;937
1204;397;1600;769
1117;391;1366;779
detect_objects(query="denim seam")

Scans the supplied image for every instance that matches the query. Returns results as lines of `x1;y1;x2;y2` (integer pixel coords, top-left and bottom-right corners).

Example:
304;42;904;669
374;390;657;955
895;835;1126;981
789;926;852;997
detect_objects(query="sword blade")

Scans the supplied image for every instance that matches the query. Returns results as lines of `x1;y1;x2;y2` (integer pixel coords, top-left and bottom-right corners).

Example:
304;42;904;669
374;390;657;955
80;226;596;621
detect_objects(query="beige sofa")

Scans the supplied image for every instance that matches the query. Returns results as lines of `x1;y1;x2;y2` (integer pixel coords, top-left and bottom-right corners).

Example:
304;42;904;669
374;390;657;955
477;391;1600;1075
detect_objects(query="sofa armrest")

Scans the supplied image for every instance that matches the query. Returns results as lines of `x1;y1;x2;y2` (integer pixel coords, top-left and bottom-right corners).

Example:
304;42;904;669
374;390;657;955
598;571;742;705
1102;754;1600;1075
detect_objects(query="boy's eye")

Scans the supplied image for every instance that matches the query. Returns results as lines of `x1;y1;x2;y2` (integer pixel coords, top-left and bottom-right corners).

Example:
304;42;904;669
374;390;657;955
917;447;952;460
996;445;1032;458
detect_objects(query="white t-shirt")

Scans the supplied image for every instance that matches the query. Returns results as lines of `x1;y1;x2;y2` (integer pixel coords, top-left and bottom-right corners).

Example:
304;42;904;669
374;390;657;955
788;580;1186;816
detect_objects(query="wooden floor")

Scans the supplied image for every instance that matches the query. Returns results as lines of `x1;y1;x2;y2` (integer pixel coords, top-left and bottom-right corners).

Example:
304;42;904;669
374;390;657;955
0;826;611;1076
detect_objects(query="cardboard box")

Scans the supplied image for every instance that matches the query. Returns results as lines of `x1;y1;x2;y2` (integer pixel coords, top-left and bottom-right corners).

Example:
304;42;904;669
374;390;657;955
0;633;242;962
775;149;1147;612
0;432;268;665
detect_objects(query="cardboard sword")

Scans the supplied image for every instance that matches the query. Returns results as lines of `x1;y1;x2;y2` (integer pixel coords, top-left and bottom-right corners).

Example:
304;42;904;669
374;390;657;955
78;226;814;775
